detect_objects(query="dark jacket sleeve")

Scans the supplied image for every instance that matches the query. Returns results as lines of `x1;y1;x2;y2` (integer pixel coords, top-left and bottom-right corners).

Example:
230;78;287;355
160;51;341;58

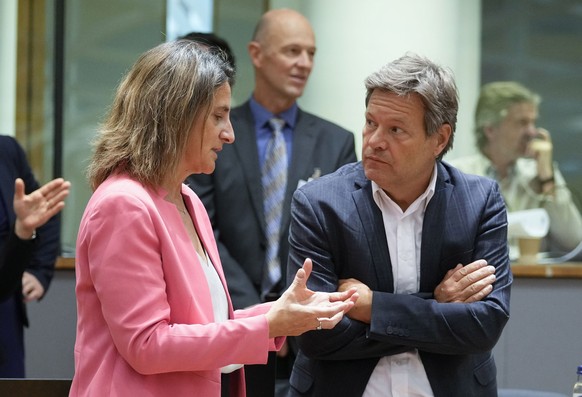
0;227;36;301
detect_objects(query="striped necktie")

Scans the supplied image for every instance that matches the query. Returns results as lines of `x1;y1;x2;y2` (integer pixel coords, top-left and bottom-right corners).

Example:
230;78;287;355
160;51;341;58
261;117;287;299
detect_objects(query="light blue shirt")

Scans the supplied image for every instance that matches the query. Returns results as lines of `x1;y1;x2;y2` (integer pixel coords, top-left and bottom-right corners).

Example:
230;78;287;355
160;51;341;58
249;96;297;169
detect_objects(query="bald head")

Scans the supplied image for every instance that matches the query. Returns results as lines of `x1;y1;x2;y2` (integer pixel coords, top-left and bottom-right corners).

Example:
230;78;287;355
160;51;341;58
252;8;314;46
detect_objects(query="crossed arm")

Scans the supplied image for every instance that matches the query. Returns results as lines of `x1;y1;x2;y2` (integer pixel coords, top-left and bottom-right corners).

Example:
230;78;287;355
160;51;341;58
339;259;497;324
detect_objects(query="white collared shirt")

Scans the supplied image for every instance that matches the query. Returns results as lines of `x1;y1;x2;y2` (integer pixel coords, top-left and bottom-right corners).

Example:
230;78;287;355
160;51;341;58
363;164;438;397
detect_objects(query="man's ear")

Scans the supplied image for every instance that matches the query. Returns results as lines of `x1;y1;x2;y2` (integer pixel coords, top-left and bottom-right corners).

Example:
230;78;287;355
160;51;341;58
248;41;261;68
434;123;452;158
483;124;496;140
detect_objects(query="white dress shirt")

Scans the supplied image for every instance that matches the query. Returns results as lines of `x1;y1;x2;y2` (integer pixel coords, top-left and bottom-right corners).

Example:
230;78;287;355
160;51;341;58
363;164;438;397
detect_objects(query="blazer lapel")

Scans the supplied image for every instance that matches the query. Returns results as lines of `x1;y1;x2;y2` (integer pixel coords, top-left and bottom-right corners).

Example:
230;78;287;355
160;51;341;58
231;103;266;233
0;162;14;223
352;174;394;292
183;188;236;318
0;140;19;224
287;109;318;188
282;109;318;233
420;162;453;291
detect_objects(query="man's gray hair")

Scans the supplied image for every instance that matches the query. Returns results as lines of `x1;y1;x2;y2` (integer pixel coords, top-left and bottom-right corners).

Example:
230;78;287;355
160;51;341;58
364;52;459;159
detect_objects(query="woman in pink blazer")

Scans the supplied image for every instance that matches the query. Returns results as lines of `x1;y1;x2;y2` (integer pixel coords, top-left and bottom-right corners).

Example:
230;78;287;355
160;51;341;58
69;41;357;397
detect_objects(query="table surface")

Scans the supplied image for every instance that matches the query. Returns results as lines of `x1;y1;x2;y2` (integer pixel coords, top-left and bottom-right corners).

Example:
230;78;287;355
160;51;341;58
55;257;582;278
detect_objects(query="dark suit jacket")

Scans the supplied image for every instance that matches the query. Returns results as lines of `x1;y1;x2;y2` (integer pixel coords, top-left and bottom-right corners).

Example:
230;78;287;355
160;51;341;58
187;101;357;309
0;135;60;320
286;161;512;397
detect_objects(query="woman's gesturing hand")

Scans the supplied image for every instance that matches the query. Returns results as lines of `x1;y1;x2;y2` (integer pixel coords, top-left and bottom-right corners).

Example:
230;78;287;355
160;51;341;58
265;258;358;338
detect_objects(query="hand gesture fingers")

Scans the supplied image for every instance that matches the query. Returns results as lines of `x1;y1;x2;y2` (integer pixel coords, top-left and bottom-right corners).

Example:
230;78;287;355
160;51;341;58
316;308;348;331
266;258;358;337
326;288;359;306
13;178;71;235
38;178;71;207
288;257;312;293
308;291;357;317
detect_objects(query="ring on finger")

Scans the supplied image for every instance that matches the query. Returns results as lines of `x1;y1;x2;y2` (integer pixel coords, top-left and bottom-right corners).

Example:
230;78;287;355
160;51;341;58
316;319;322;331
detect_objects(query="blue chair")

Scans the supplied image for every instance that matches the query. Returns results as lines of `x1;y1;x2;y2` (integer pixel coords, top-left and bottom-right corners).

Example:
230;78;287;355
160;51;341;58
498;389;569;397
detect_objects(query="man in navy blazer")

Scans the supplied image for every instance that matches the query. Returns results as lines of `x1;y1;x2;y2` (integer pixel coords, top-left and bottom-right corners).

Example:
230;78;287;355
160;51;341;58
0;135;63;377
187;8;356;396
287;54;512;396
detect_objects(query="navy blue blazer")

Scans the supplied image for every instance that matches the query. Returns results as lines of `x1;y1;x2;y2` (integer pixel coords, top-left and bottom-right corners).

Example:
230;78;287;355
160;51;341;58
187;101;356;309
0;136;60;318
287;161;512;397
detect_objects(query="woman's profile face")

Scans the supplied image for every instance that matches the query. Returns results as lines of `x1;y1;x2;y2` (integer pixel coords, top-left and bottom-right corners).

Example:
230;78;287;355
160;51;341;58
181;83;235;176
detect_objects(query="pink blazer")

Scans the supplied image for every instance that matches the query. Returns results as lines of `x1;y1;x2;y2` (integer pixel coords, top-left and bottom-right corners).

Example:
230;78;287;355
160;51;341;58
70;174;283;397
